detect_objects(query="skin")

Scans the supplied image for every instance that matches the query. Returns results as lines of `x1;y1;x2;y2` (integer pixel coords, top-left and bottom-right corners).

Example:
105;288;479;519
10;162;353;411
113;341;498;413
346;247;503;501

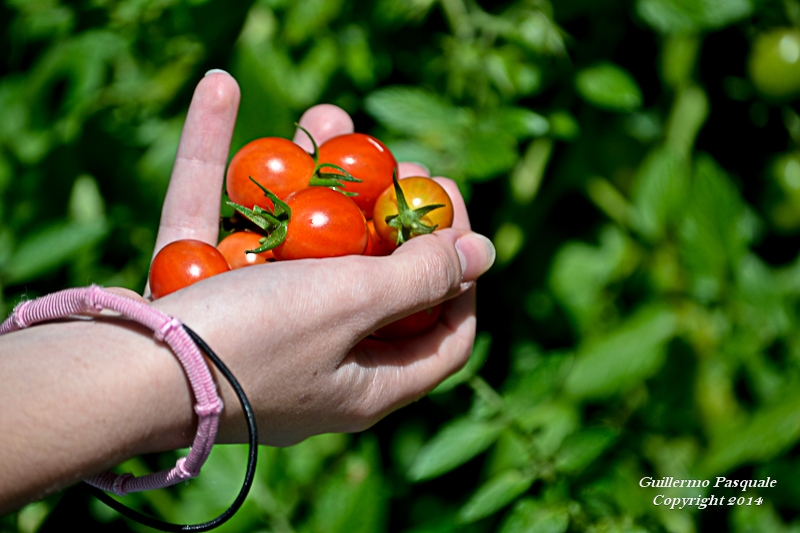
0;71;496;513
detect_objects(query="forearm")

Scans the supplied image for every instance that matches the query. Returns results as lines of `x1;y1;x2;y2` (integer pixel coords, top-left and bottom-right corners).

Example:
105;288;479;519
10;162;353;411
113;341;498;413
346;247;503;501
0;318;195;513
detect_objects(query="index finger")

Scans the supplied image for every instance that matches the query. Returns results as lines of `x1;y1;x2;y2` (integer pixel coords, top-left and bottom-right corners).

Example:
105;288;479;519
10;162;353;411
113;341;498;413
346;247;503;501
153;71;241;255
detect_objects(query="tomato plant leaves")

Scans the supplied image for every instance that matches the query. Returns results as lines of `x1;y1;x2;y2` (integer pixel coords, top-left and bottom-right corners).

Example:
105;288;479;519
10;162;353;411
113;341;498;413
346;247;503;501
497;499;570;533
563;305;677;400
575;62;643;113
407;418;505;482
456;470;536;524
431;332;492;394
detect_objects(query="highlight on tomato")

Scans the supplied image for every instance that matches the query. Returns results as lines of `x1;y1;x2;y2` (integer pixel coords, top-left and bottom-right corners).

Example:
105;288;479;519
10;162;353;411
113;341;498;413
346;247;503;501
373;175;454;246
149;239;231;299
226;137;316;210
273;187;368;260
317;133;397;219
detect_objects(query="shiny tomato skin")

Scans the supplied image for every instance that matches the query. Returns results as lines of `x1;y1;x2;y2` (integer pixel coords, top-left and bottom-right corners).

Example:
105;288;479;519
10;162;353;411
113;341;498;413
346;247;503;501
217;231;273;269
317;133;397;219
364;219;396;256
373;304;443;340
273;187;368;260
373;176;454;245
149;239;230;299
226;137;316;209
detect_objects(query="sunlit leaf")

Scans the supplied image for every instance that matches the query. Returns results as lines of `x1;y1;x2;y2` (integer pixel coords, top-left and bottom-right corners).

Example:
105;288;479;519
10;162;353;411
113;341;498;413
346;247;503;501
498;498;570;533
303;436;388;533
432;332;492;394
457;470;536;523
575;62;643;112
564;305;677;399
364;86;468;137
637;0;753;34
701;392;800;475
4;220;108;285
408;418;505;481
629;147;690;242
554;427;619;474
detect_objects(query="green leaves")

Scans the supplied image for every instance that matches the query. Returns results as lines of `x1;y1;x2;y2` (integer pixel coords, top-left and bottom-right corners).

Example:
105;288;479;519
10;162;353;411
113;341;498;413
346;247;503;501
575;63;643;113
457;470;536;524
563;306;677;400
636;0;753;34
498;499;570;533
679;154;755;301
407;418;505;482
432;332;491;394
3;220;108;285
364;86;548;182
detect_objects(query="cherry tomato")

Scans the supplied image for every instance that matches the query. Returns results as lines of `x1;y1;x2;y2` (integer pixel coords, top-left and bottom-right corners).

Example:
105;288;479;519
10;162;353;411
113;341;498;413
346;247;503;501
373;177;454;245
317;133;397;219
217;231;273;269
749;28;800;100
226;137;316;209
373;304;443;340
149;239;230;299
364;220;395;256
273;187;368;260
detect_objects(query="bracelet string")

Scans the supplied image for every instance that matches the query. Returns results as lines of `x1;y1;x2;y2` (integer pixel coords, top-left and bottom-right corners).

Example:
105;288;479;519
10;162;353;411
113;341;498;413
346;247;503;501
0;285;222;495
1;285;259;531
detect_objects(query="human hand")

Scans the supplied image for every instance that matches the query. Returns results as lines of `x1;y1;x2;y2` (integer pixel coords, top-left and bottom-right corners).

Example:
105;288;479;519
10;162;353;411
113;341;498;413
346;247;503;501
145;71;495;447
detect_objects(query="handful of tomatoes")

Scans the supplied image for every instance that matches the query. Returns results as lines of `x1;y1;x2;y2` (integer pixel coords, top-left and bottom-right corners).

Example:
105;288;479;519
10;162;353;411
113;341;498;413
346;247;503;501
148;126;455;339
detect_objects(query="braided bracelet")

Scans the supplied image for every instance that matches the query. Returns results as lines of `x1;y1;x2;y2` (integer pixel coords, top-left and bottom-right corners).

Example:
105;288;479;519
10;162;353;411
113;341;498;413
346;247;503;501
0;285;258;532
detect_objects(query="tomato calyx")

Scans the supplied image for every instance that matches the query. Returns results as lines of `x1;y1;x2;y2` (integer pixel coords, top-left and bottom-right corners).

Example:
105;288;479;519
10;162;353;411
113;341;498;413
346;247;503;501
296;124;362;196
384;171;446;245
226;177;292;253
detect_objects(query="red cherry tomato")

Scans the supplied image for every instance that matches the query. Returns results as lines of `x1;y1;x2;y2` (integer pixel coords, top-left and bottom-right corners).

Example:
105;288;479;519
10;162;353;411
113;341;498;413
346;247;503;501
149;239;230;299
273;187;368;260
373;304;443;340
364;220;396;256
226;137;315;209
317;133;398;219
217;231;273;269
373;176;454;245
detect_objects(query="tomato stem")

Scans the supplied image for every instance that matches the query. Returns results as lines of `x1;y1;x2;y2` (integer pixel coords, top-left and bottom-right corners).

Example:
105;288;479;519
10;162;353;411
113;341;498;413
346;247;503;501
295;123;319;162
225;177;292;253
385;170;445;245
295;123;363;195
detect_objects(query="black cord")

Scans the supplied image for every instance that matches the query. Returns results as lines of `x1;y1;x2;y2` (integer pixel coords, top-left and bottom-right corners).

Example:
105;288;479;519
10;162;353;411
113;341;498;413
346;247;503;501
86;325;258;532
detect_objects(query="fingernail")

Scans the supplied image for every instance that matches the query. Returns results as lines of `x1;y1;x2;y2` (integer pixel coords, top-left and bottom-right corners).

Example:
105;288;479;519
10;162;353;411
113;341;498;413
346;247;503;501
205;68;230;77
455;233;496;282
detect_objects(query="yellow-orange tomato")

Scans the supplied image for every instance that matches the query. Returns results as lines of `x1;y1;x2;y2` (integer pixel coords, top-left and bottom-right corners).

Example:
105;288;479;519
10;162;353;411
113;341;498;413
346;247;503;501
217;231;273;269
373;177;454;246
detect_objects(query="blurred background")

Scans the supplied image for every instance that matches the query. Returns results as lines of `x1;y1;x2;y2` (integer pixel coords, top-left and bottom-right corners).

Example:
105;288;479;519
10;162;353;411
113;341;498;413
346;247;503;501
3;0;800;531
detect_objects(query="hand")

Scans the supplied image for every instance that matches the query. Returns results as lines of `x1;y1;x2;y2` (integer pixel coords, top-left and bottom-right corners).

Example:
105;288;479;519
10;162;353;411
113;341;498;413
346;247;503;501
0;71;494;511
147;71;496;446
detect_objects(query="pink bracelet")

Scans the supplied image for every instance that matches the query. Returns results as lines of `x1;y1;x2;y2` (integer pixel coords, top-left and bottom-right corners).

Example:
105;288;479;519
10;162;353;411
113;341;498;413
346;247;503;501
0;285;223;496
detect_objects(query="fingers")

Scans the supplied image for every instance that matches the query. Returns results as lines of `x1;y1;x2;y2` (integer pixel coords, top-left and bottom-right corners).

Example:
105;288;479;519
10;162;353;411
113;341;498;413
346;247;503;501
293;104;354;152
154;71;240;255
344;285;477;424
398;162;430;178
433;177;470;231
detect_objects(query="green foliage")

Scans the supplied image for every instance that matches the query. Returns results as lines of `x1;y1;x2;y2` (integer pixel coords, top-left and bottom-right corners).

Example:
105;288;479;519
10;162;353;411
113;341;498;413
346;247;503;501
6;0;800;531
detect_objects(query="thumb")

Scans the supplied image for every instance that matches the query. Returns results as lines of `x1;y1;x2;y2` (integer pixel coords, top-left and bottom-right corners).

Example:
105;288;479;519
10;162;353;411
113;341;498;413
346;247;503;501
366;229;495;326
